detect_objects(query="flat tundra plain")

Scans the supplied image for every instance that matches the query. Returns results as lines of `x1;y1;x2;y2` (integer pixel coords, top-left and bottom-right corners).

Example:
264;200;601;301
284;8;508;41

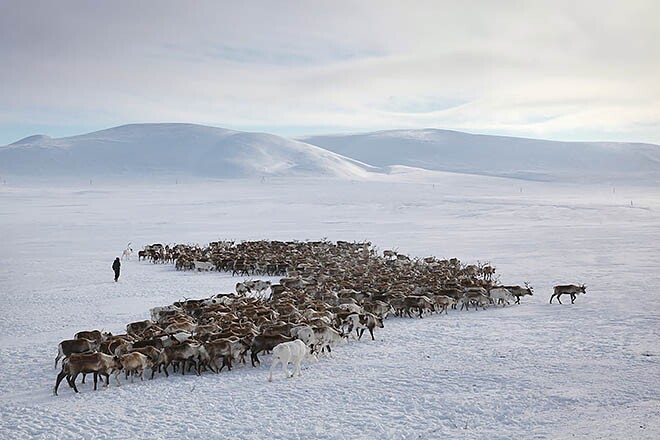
1;175;659;439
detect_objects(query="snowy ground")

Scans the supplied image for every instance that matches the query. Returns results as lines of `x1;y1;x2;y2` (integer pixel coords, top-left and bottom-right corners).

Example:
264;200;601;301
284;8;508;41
1;174;659;439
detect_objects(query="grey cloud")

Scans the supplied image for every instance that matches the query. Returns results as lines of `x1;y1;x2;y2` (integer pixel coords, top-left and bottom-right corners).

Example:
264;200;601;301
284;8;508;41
1;0;659;144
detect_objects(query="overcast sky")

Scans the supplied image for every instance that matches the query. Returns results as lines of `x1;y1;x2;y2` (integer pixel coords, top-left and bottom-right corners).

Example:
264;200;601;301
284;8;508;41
1;0;659;145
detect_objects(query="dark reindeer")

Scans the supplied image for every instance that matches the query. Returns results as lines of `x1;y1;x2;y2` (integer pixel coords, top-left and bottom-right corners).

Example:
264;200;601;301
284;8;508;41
250;333;292;367
54;352;122;395
502;282;534;304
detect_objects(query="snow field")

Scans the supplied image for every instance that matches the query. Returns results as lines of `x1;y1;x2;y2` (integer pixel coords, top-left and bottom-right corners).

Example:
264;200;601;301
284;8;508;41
0;176;659;439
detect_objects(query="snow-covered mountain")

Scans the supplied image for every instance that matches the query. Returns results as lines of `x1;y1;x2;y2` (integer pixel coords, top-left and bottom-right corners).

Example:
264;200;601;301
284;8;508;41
302;129;660;182
3;124;660;183
0;124;373;179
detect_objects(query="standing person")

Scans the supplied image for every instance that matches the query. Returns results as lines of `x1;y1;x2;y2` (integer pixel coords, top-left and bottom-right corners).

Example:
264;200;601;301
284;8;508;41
112;257;121;282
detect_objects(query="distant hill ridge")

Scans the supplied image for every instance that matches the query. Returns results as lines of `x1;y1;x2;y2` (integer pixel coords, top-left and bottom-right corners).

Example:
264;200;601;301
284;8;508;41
0;123;372;179
301;129;660;182
2;123;659;182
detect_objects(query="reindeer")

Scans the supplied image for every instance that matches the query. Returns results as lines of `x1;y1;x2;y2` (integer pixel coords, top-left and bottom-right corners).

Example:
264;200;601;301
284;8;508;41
460;288;492;311
250;333;292;367
432;295;457;314
488;287;515;306
341;313;384;340
74;330;112;343
121;242;133;260
502;282;534;304
403;295;435;318
54;352;122;395
55;338;99;368
151;343;210;378
116;352;152;383
312;326;346;357
481;265;496;281
550;284;586;304
383;250;398;260
268;340;314;382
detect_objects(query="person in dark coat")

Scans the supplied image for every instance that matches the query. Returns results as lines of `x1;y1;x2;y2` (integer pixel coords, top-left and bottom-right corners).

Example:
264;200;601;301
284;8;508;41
112;257;121;282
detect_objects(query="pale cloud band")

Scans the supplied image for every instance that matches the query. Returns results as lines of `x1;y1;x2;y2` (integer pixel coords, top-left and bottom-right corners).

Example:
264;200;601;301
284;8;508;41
1;0;658;144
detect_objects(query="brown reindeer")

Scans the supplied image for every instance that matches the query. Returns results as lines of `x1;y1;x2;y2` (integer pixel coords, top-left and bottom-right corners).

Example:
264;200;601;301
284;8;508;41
550;284;586;304
54;352;121;395
404;295;435;318
54;338;99;368
502;283;534;304
129;346;161;364
151;343;209;378
117;352;152;382
74;330;111;343
204;339;235;372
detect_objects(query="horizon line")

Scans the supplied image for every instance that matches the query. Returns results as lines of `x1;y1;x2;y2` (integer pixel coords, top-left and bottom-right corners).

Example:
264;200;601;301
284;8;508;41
4;122;660;147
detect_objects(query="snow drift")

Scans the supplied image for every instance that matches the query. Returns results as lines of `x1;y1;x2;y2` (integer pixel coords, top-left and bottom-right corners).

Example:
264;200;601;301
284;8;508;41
302;129;660;182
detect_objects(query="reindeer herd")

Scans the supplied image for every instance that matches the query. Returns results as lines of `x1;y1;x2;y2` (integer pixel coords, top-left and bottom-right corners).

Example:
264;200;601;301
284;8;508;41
53;239;586;395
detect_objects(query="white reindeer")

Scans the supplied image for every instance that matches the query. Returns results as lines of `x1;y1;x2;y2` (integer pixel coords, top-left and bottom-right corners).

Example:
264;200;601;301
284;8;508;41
268;340;314;382
313;326;347;358
121;242;133;260
289;324;317;348
489;287;515;306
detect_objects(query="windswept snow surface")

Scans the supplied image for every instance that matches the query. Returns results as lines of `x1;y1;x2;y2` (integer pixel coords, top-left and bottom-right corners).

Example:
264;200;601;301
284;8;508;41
1;175;659;439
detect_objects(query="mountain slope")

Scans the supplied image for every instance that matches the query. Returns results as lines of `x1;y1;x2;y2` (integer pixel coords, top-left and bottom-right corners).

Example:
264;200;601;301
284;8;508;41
301;129;660;182
0;123;373;179
4;124;659;182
